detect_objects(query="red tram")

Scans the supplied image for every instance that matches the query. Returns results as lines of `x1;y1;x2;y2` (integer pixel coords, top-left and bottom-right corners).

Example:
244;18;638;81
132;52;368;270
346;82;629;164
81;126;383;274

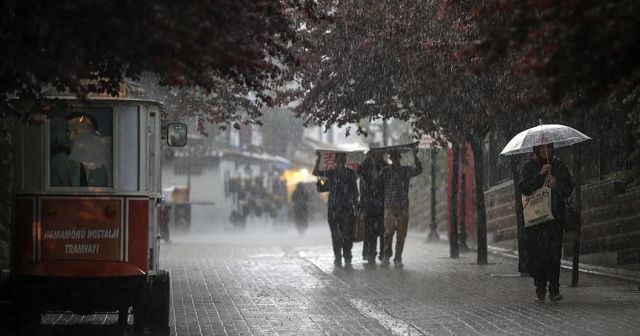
7;96;186;334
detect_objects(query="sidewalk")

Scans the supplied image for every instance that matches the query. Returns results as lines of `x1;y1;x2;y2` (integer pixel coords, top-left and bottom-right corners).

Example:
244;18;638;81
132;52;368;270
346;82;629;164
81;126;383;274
418;230;640;284
2;225;640;335
299;230;640;335
488;244;640;284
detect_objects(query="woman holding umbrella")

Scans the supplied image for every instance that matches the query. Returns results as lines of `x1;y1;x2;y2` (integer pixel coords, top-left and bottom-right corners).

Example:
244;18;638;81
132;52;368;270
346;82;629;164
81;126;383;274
502;123;589;301
519;142;573;302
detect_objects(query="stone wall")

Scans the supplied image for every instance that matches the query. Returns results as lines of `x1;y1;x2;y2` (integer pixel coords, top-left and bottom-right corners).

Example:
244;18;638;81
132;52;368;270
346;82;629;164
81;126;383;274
566;180;640;269
484;181;519;250
484;178;640;270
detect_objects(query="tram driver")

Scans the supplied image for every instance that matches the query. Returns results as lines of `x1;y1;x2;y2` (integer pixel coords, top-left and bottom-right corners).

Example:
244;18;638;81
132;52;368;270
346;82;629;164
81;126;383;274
50;112;110;187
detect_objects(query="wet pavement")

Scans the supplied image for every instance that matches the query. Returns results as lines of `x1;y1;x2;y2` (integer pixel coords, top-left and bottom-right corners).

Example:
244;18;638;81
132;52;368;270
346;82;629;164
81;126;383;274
8;223;640;335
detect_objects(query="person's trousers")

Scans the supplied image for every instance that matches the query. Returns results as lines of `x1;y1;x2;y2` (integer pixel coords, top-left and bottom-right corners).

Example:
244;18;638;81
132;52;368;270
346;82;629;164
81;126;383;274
525;222;564;295
328;204;354;260
383;207;408;260
532;259;561;295
380;235;392;259
363;207;384;259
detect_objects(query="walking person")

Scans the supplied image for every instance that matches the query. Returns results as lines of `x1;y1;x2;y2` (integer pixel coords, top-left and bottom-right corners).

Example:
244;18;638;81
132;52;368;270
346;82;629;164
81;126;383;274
519;143;573;302
313;152;359;266
359;152;388;264
380;147;422;267
292;182;309;234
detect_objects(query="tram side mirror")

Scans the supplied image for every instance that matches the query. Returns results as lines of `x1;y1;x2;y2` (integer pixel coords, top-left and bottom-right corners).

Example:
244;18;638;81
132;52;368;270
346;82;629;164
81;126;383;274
167;123;187;147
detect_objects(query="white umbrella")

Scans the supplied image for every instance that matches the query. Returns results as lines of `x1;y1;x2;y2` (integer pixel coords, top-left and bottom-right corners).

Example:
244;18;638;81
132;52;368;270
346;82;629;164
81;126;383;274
500;124;591;156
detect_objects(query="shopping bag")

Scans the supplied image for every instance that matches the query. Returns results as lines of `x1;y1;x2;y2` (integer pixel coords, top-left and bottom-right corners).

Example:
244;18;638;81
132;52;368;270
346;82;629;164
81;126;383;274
352;209;364;242
316;177;329;193
522;174;554;227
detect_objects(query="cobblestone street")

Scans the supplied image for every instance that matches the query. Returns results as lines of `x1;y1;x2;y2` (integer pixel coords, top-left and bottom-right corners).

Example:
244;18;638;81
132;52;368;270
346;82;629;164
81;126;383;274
20;224;640;335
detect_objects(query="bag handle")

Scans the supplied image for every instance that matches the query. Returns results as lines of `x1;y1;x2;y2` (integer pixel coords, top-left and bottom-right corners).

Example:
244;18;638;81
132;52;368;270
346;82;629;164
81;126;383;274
564;195;576;209
543;172;552;187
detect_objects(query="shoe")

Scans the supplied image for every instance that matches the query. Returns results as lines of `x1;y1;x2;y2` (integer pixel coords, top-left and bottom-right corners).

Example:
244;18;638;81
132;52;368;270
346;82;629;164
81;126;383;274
381;257;390;266
344;257;352;265
378;254;384;261
334;257;342;266
549;293;563;302
534;289;546;302
393;259;403;268
367;255;376;265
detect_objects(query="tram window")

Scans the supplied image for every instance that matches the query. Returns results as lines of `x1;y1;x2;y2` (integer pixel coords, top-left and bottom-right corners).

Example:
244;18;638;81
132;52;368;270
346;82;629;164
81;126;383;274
50;108;113;187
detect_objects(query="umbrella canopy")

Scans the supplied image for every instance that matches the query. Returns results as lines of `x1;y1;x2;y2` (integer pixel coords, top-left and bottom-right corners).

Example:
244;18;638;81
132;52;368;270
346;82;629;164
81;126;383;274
368;141;419;154
500;124;591;156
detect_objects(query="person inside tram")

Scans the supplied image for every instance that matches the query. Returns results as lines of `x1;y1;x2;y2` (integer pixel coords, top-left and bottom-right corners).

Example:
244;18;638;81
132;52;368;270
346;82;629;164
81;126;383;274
50;112;110;187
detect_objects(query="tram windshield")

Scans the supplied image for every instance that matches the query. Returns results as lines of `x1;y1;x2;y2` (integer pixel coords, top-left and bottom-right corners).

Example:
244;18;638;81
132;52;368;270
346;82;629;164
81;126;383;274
49;107;113;188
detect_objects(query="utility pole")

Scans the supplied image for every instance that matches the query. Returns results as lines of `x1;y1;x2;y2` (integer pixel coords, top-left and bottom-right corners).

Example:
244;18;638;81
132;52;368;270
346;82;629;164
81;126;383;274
450;144;460;258
186;145;192;203
511;157;527;275
571;145;582;287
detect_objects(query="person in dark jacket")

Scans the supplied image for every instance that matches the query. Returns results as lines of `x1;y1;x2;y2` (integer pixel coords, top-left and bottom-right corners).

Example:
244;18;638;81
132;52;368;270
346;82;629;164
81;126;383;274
519;143;573;302
359;152;388;264
313;152;359;265
292;182;309;233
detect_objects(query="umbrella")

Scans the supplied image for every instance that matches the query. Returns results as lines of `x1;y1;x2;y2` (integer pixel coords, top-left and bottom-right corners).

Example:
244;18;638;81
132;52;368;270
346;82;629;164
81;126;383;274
499;124;591;156
368;141;419;153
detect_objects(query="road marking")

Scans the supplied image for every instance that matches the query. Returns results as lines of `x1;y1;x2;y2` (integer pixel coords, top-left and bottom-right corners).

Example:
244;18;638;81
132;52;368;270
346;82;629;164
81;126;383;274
345;296;430;336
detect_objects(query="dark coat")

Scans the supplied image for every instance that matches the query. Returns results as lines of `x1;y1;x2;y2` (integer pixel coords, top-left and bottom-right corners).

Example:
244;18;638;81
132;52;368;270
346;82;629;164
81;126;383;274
324;167;359;209
519;156;573;274
292;184;309;227
359;158;387;235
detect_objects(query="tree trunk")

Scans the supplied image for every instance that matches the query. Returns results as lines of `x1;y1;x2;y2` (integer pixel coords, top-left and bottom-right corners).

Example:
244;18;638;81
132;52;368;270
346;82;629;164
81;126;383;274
450;144;460;259
488;132;498;187
427;147;440;241
459;146;468;251
470;137;488;265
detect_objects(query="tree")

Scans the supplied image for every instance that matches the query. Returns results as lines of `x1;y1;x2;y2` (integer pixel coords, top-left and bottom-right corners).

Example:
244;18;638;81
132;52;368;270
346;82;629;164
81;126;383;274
459;0;640;106
0;0;307;121
289;0;532;264
0;1;312;267
136;74;266;134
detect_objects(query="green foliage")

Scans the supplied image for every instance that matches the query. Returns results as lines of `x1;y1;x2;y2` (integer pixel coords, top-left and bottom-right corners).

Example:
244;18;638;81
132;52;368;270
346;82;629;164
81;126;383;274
0;0;305;122
136;75;265;134
465;0;640;106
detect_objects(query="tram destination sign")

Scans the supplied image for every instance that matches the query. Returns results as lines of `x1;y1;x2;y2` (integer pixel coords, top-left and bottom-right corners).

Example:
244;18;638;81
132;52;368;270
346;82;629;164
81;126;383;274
40;198;122;261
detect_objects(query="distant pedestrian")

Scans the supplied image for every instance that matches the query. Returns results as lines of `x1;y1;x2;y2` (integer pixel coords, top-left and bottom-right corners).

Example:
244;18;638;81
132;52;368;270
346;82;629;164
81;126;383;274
292;182;309;234
380;147;422;267
313;152;359;266
359;152;388;264
519;143;573;302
